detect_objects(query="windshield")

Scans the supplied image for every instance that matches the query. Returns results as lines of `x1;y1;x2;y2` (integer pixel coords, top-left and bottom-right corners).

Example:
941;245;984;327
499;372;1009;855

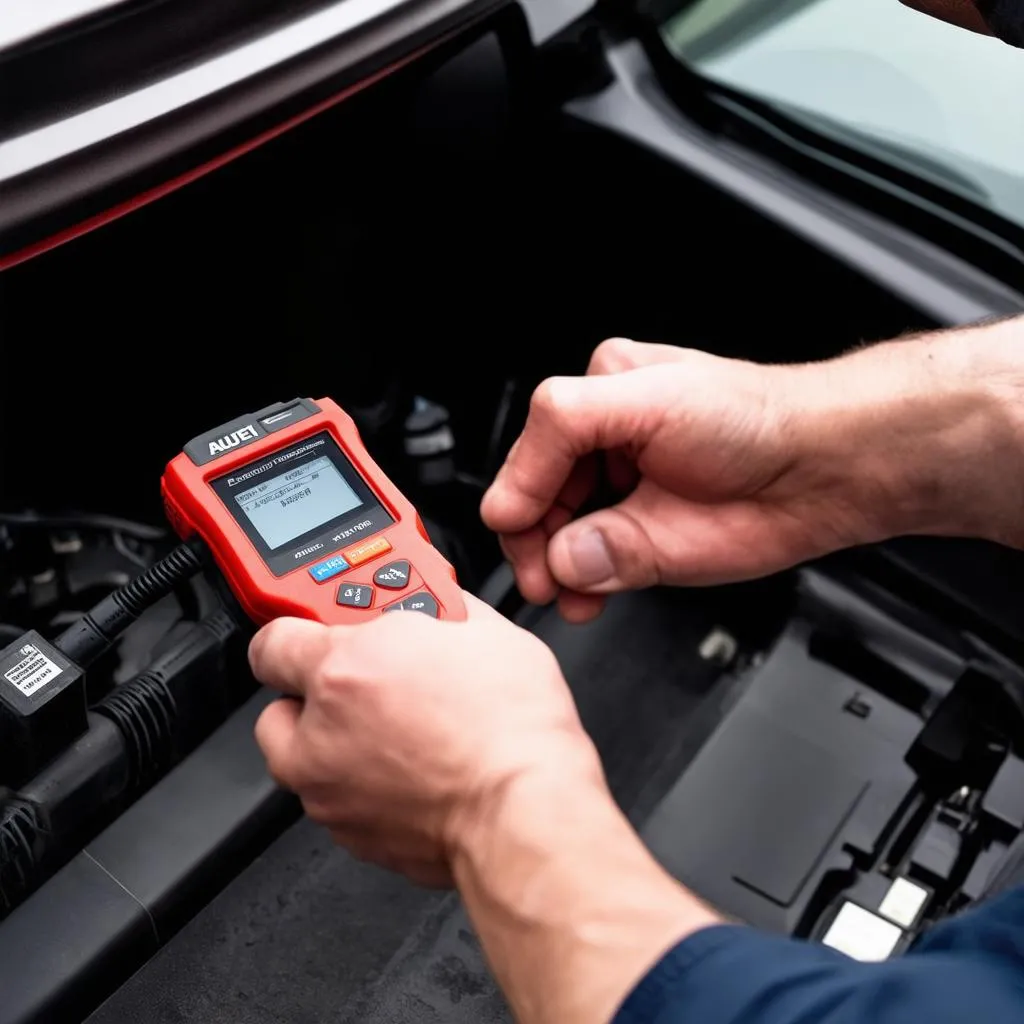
660;0;1024;229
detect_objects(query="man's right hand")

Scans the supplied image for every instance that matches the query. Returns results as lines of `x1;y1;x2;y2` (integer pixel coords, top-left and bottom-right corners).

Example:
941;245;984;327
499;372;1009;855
482;328;1024;622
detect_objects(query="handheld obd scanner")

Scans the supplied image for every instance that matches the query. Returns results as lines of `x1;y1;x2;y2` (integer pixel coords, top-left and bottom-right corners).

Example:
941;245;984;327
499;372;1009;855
162;398;466;625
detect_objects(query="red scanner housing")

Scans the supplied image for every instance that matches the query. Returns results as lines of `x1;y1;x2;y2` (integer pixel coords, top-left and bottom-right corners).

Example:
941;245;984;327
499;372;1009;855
161;397;466;625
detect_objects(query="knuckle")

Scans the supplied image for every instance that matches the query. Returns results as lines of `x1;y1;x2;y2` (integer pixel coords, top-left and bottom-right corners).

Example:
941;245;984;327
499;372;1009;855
311;655;348;699
308;634;357;696
260;617;299;658
529;377;563;420
589;337;634;373
315;635;390;699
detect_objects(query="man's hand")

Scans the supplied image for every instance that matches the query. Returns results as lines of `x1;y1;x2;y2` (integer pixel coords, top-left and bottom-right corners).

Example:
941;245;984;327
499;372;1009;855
482;338;854;622
249;595;601;886
249;599;720;1023
483;329;1024;622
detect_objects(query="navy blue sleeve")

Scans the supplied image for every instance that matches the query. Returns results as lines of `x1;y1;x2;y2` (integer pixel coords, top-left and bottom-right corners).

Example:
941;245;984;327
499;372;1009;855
614;888;1024;1024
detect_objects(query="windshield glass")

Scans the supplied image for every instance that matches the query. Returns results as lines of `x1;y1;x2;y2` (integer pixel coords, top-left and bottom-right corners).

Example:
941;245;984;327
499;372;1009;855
660;0;1024;229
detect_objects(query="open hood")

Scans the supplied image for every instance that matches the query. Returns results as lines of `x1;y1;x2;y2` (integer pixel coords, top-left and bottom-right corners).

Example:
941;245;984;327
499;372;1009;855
0;0;137;56
0;0;511;266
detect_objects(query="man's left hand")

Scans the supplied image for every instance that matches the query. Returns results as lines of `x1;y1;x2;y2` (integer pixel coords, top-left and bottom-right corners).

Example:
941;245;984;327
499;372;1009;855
248;595;602;887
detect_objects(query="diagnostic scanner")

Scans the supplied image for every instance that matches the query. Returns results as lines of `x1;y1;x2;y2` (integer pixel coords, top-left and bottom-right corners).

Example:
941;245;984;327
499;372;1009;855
161;398;466;625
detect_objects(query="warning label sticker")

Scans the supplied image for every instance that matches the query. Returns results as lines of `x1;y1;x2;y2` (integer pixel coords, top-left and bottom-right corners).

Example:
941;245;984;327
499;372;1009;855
3;643;62;697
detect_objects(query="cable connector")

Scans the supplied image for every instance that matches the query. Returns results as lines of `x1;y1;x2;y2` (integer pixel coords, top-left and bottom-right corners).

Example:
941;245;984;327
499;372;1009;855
0;631;87;787
54;539;206;668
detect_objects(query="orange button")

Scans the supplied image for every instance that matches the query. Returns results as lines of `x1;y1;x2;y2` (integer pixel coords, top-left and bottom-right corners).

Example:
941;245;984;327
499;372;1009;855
342;535;392;567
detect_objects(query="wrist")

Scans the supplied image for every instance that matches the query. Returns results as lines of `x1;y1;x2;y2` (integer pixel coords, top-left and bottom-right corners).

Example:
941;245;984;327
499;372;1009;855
449;757;720;1024
781;319;1024;550
447;741;608;878
444;731;606;865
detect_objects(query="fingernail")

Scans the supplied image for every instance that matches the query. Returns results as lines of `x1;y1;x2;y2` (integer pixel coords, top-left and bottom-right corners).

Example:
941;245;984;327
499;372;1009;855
568;528;614;586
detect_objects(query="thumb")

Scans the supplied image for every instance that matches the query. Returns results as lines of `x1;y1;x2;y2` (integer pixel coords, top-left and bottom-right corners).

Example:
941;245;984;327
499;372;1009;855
249;617;336;696
482;370;667;535
546;490;662;594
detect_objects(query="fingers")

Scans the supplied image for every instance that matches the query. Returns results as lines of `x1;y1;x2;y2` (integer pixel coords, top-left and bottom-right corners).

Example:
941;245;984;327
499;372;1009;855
481;340;688;607
483;339;690;537
254;697;303;789
546;487;663;594
482;373;657;536
556;590;607;624
499;528;556;605
481;378;589;536
495;456;599;606
249;617;336;696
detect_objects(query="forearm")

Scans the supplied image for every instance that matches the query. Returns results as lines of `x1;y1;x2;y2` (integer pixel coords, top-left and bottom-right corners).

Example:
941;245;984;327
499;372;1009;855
776;315;1024;551
451;766;720;1024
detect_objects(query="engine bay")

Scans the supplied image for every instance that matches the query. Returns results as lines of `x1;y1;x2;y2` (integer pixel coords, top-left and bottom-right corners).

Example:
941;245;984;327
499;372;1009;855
2;14;1024;1023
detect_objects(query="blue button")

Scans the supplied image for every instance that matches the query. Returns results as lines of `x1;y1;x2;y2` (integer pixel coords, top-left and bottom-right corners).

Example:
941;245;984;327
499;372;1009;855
308;555;349;583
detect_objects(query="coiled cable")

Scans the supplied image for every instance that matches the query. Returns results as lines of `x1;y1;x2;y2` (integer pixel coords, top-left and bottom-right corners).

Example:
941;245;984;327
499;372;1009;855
55;540;205;667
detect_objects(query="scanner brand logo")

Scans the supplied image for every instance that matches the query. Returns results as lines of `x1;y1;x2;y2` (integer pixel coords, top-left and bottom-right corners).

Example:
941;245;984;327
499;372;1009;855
209;425;258;457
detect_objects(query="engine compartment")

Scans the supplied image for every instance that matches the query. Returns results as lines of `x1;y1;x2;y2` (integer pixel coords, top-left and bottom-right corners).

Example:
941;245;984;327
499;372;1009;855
2;18;1024;1023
